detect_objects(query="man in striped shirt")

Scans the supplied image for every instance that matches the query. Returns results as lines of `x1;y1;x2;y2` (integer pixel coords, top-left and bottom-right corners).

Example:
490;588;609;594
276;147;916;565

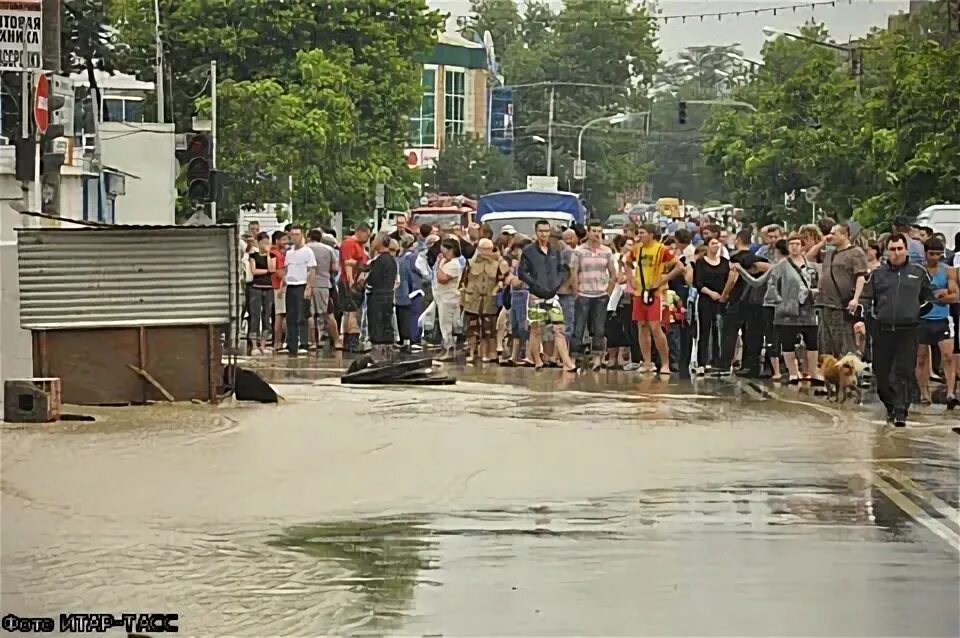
571;219;618;371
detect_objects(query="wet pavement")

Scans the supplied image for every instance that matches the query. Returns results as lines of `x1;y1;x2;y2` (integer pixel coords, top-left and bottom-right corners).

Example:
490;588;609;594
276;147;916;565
2;353;958;636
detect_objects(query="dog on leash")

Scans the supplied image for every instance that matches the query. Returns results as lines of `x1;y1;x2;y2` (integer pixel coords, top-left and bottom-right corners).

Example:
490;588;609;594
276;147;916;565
818;353;867;404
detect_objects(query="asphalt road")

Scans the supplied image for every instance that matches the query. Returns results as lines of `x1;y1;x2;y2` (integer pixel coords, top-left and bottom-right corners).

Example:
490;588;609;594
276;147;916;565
2;356;958;636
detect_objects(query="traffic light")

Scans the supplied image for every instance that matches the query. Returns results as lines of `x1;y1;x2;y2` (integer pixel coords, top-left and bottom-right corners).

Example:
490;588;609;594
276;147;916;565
14;137;35;183
44;94;66;140
178;133;212;202
678;101;687;125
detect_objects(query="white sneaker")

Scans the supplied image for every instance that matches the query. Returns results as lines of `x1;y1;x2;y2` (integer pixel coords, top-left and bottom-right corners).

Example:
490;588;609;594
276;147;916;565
251;348;262;356
623;362;640;371
298;348;309;354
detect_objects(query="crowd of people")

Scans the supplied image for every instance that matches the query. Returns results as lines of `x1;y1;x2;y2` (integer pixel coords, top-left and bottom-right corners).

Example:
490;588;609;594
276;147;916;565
240;212;960;427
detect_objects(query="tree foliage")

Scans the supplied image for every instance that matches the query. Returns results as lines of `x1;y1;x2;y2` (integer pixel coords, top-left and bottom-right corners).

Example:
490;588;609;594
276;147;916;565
424;136;518;197
465;0;659;215
642;44;750;205
701;2;960;227
103;0;444;226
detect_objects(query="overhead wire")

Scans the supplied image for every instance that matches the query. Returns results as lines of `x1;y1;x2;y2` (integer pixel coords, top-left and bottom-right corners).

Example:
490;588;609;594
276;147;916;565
460;0;850;25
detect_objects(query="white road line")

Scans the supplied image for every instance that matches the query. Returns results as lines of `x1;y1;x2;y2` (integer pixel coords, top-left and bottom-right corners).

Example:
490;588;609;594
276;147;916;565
868;472;960;552
875;467;960;527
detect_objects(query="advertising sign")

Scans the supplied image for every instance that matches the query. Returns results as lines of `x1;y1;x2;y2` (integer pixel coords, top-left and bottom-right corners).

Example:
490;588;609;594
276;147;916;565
0;0;41;71
489;86;514;155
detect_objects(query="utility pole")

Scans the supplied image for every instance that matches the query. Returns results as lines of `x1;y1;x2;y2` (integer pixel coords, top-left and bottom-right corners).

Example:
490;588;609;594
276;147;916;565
288;174;294;221
20;20;28;143
210;60;217;223
32;75;40;216
154;0;164;122
19;19;32;220
42;0;60;73
545;85;555;177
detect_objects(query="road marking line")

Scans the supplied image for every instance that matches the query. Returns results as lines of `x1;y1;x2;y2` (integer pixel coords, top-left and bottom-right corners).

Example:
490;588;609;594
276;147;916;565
868;472;960;552
875;467;960;527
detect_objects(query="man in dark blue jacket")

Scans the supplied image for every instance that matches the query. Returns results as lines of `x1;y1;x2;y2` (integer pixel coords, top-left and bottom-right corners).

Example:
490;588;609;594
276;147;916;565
860;233;936;426
519;220;577;372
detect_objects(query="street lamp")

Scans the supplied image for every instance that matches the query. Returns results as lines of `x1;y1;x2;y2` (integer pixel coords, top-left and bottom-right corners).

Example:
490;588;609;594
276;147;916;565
762;26;875;98
724;51;766;70
576;113;633;185
761;27;853;53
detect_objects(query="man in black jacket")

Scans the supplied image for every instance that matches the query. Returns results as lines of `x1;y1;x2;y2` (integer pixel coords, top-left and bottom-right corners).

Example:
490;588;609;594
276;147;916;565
519;220;577;372
860;233;935;426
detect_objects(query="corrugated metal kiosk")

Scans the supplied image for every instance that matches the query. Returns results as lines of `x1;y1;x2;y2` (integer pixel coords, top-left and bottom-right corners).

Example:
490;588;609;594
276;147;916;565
18;225;240;405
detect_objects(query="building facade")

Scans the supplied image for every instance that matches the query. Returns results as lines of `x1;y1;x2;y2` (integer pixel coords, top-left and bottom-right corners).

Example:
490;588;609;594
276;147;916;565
405;32;491;170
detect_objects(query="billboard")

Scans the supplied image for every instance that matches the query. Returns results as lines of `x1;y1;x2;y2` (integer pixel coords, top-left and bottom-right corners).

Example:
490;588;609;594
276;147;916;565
0;0;41;71
489;86;513;155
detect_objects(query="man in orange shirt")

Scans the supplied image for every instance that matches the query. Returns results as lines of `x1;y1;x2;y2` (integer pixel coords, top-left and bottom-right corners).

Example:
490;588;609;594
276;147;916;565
626;223;684;374
339;224;371;352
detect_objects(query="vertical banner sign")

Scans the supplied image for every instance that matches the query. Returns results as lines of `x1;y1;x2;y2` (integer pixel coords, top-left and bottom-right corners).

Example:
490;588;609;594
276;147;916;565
489;86;514;155
0;0;42;71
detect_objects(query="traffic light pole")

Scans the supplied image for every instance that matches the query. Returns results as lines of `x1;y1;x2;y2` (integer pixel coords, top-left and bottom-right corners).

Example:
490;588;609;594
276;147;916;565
33;77;40;214
20;21;28;141
210;60;218;224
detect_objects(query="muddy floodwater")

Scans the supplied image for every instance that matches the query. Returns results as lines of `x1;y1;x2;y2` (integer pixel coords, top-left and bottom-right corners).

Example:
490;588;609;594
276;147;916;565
2;356;959;636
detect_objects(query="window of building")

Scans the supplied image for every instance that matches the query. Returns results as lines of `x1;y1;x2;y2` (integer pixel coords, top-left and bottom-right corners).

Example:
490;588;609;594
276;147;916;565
444;69;465;140
408;68;436;147
102;97;145;123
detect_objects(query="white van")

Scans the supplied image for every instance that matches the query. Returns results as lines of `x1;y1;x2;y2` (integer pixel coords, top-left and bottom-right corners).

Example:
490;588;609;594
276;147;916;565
916;204;960;246
481;211;575;238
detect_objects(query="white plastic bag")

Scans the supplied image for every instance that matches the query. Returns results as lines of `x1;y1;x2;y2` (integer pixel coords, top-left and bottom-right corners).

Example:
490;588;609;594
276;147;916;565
419;301;437;332
453;309;465;335
607;284;624;312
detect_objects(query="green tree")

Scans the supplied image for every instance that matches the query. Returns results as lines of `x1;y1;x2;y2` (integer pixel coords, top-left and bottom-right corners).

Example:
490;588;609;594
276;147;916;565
102;0;444;225
462;0;521;55
642;45;751;206
424;135;518;197
192;50;356;224
702;25;857;224
701;3;960;228
475;0;659;213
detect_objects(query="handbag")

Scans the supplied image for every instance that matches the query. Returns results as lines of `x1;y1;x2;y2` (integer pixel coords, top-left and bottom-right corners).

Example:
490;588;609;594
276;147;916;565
786;258;815;306
636;245;661;306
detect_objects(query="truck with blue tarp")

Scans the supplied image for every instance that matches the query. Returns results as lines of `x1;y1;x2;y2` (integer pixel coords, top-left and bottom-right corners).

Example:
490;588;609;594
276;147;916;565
476;189;586;237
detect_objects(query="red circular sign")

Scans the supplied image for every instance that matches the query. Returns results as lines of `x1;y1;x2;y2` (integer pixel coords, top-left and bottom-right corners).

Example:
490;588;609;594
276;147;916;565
406;151;418;168
34;74;49;134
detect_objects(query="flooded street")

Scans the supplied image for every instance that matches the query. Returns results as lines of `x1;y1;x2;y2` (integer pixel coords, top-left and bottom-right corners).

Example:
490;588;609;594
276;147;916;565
2;357;958;636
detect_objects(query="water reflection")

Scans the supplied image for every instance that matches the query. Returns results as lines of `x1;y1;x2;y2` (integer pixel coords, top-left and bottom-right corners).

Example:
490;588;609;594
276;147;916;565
2;354;958;636
267;519;435;634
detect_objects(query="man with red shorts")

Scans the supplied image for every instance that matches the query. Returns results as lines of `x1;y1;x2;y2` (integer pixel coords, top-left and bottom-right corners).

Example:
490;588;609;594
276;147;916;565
626;223;684;374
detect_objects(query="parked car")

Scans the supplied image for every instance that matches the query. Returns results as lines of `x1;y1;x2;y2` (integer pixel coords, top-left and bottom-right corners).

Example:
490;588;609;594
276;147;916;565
604;213;631;229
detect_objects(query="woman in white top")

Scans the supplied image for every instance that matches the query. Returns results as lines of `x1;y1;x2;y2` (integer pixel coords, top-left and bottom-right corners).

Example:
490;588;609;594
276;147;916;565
434;238;464;360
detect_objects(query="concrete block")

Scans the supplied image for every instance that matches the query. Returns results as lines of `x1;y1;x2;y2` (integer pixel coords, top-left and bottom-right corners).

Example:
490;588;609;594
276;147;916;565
3;378;61;423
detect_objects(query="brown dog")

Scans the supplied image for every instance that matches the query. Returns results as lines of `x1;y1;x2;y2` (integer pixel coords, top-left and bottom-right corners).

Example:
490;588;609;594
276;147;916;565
819;354;867;404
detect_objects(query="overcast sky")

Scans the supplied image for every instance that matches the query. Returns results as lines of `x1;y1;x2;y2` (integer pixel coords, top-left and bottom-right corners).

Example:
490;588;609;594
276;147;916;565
430;0;911;60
